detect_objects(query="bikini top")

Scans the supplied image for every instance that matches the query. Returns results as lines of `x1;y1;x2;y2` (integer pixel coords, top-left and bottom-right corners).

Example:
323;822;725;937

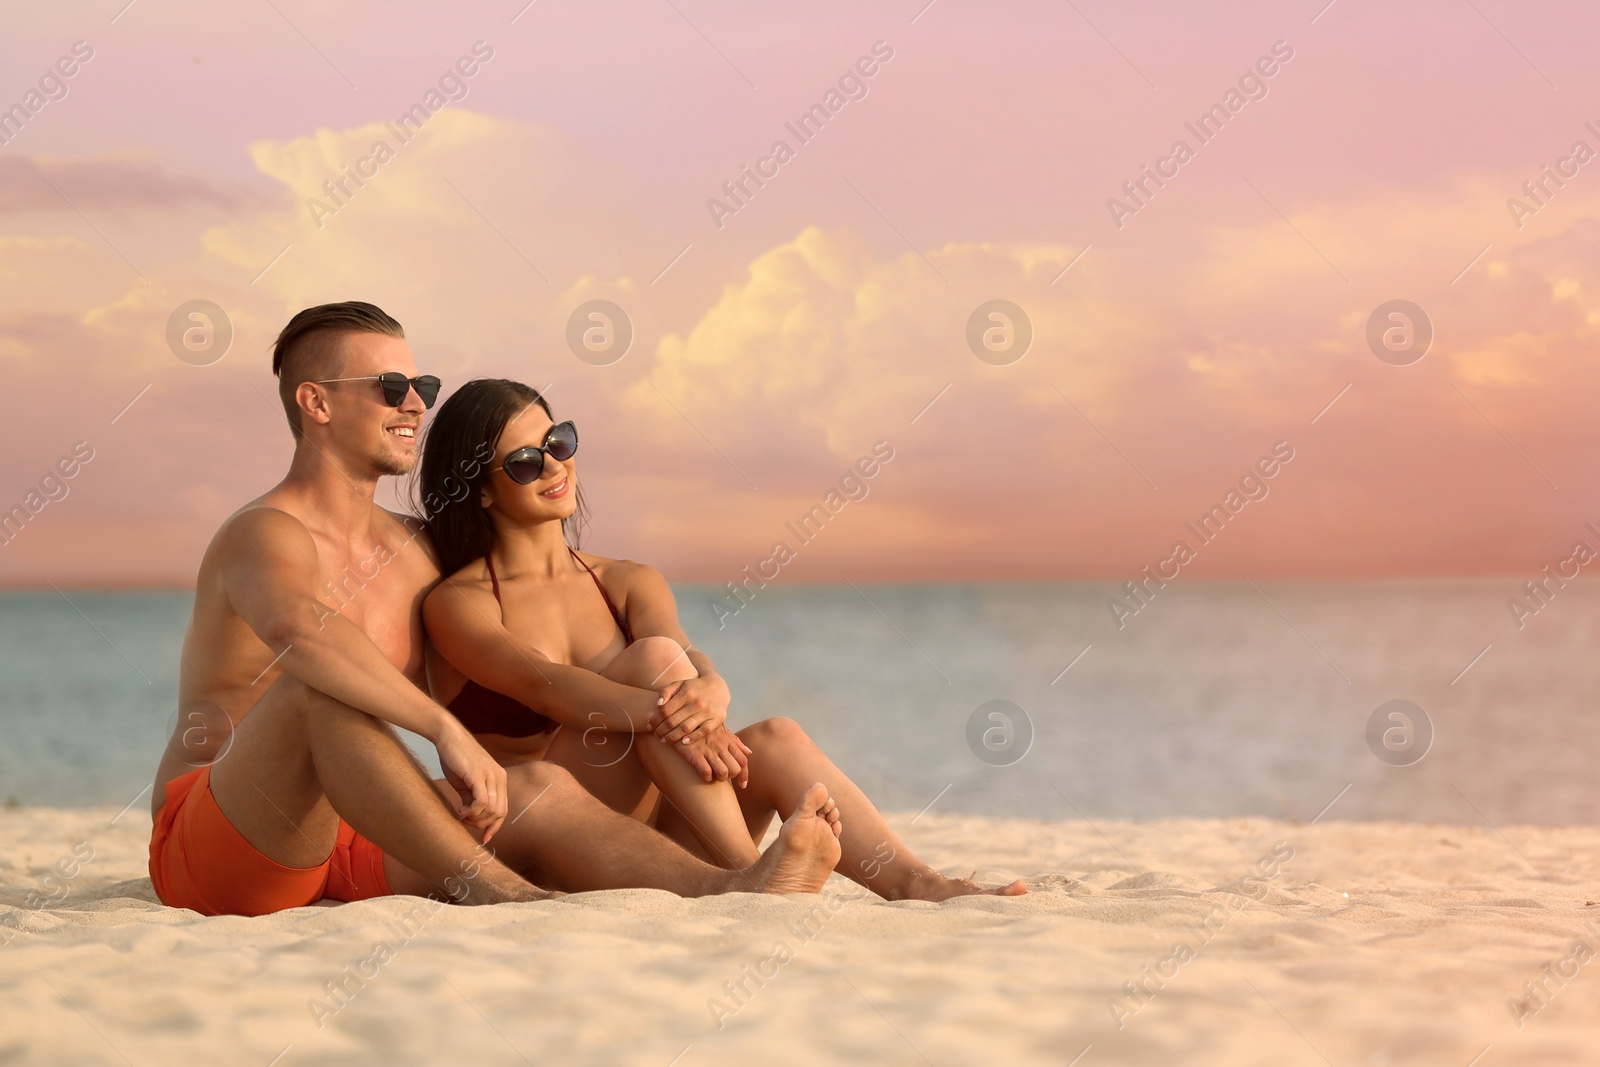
444;547;633;738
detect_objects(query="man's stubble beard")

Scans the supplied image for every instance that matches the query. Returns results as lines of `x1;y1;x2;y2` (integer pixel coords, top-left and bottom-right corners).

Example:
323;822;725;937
372;447;417;478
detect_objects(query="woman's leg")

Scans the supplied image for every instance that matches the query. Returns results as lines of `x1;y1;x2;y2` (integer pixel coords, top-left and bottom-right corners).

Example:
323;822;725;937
552;636;762;868
734;717;1027;901
634;731;762;868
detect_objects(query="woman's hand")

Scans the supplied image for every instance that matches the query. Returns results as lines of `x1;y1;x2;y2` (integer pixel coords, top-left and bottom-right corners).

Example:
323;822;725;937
674;723;752;786
650;674;731;744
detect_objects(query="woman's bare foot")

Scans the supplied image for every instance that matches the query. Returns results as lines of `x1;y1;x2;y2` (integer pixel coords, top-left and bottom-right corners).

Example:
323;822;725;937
890;871;1028;902
746;783;843;895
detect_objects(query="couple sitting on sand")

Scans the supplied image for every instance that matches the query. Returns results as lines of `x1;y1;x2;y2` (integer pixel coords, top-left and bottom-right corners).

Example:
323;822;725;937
147;300;1025;915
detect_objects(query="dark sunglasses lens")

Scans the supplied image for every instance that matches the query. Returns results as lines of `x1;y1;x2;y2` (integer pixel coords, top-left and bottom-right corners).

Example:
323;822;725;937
414;376;441;409
375;373;441;408
504;451;545;484
377;373;409;406
545;422;578;461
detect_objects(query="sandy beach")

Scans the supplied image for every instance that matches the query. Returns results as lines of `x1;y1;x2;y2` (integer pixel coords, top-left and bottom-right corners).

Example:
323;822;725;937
2;806;1596;1066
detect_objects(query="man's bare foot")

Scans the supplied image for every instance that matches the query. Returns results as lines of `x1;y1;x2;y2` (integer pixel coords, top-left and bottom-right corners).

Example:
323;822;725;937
500;885;566;903
449;869;566;905
745;783;843;895
889;870;1028;902
452;884;556;904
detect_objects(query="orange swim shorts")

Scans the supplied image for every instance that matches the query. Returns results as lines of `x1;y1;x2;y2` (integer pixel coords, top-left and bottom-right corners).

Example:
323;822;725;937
148;765;390;916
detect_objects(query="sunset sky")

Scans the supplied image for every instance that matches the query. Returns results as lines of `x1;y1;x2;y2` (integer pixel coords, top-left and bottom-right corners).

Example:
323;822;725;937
3;0;1600;585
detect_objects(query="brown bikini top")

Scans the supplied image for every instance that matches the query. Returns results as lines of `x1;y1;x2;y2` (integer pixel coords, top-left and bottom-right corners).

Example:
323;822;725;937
445;547;632;737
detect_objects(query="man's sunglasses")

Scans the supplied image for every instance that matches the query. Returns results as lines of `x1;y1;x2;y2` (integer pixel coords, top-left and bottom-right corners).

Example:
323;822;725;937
314;372;442;409
493;421;579;484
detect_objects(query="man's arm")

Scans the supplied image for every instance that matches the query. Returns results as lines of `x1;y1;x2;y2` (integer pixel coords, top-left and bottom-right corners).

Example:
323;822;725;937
220;507;508;838
423;576;662;733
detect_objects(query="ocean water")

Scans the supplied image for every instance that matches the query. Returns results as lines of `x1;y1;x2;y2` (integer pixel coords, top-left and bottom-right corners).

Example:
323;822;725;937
1;580;1595;826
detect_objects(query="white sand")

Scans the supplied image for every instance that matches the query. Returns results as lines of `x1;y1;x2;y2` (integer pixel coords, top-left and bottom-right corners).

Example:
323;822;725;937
2;805;1597;1066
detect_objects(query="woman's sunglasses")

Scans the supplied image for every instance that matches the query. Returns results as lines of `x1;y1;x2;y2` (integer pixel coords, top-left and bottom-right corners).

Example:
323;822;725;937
314;372;442;409
494;421;579;484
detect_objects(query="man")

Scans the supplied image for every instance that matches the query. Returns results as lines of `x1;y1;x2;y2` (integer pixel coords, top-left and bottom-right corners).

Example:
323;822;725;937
148;301;843;915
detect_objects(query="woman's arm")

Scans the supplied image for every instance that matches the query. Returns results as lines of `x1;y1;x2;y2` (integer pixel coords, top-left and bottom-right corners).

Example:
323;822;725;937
422;577;660;733
615;562;733;743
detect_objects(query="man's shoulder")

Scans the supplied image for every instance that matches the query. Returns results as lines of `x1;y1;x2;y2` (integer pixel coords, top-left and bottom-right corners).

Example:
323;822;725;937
192;502;315;591
211;501;311;550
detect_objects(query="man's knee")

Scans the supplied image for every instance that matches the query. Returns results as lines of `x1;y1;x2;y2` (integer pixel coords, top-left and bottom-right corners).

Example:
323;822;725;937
260;671;347;717
739;716;810;749
267;673;402;752
507;759;581;801
232;672;344;744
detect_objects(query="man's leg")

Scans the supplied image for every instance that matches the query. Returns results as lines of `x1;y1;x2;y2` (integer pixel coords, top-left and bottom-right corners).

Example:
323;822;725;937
384;759;844;897
207;673;545;904
733;717;1028;901
539;726;662;825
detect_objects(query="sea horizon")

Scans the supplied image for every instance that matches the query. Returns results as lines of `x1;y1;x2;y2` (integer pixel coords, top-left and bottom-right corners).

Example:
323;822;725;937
4;579;1594;828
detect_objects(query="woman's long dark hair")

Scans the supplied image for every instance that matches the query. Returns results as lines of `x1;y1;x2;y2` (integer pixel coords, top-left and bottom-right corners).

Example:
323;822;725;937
413;378;590;577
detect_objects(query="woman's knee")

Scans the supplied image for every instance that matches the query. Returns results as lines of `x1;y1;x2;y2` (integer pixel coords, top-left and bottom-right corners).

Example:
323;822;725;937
632;635;693;685
739;716;810;750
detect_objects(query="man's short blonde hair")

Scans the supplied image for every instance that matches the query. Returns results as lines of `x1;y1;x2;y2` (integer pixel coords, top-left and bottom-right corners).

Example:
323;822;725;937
271;301;405;439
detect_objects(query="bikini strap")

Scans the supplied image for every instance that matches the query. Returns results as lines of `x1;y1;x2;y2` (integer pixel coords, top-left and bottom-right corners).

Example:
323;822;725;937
567;545;634;643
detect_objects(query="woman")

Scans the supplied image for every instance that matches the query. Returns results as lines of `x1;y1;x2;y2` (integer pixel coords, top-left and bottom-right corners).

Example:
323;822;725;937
416;378;1024;900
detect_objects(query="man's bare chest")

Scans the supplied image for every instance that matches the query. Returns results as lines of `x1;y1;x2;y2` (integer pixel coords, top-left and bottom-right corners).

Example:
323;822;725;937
312;537;427;671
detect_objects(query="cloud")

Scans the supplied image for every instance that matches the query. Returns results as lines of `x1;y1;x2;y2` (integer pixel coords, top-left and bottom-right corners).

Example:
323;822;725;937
601;179;1600;577
1443;217;1600;401
0;155;267;216
11;99;1600;581
623;226;1090;469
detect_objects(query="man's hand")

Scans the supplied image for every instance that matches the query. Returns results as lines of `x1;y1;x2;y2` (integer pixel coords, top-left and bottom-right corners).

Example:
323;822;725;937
650;675;730;744
674;723;751;787
434;724;509;842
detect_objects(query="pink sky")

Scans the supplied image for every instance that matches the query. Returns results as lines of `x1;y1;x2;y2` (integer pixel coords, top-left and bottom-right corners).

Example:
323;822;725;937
3;0;1600;586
